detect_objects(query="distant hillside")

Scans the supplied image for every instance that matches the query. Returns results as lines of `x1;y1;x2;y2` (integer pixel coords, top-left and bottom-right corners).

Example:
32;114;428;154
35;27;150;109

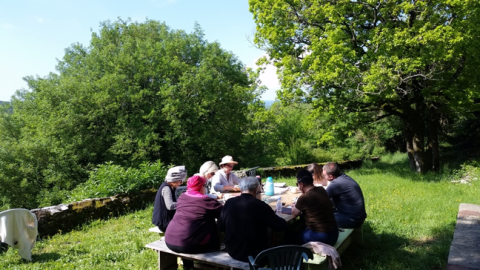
264;100;275;109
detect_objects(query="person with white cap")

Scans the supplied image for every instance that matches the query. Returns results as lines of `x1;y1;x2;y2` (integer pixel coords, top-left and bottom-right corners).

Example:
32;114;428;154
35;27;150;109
152;165;187;232
210;155;241;194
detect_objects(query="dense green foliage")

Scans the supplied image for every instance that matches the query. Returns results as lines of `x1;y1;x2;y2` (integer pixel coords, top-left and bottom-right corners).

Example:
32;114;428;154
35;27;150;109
67;161;168;203
246;102;389;166
1;153;479;269
1;18;392;210
249;0;480;172
4;5;479;210
0;19;264;209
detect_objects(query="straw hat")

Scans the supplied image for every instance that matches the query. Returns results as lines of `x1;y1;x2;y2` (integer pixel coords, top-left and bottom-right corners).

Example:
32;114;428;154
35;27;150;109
219;155;238;165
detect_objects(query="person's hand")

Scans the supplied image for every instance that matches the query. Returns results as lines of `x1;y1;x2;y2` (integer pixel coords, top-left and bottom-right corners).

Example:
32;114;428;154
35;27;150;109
217;193;224;199
233;185;240;191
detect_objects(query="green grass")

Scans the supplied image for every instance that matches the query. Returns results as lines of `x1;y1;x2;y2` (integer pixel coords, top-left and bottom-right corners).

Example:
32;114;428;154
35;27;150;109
342;153;480;269
0;207;159;269
1;152;479;269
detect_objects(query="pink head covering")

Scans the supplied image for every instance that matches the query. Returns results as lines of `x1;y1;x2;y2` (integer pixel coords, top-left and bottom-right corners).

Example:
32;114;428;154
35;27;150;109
187;175;207;192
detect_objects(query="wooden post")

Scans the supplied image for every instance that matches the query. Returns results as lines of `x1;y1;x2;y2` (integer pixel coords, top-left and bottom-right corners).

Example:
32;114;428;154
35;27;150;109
159;251;178;270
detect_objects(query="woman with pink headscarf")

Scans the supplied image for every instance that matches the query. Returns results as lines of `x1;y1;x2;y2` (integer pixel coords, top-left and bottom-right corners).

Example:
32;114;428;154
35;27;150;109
165;175;223;270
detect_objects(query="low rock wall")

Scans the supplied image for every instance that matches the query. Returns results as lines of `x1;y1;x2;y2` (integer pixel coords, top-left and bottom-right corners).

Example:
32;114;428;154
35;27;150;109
258;157;379;178
31;189;157;237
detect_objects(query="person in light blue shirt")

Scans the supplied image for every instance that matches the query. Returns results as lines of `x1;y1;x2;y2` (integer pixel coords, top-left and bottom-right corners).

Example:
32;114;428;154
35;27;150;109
210;155;240;193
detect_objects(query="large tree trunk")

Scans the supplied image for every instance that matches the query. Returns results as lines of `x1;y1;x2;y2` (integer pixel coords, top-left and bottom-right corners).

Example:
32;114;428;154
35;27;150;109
404;119;427;173
427;107;440;172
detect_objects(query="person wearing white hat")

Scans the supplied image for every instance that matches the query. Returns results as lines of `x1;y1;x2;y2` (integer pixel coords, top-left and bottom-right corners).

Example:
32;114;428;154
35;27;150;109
152;165;187;232
210;155;241;194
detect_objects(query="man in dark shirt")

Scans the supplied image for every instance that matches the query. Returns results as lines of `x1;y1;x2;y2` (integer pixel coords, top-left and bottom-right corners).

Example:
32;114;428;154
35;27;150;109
324;162;367;228
291;169;338;245
218;177;287;262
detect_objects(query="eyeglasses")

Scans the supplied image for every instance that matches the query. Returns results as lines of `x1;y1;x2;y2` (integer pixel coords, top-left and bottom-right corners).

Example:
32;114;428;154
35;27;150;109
225;164;234;168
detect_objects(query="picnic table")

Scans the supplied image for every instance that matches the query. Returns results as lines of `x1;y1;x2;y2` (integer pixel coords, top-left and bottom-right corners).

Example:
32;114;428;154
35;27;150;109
221;188;300;223
145;188;356;270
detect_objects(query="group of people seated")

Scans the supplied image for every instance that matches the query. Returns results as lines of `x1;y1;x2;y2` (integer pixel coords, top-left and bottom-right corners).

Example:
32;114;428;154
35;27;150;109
152;155;366;268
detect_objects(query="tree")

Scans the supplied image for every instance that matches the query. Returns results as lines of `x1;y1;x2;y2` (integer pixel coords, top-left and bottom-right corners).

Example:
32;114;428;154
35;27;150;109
249;0;480;172
0;19;262;208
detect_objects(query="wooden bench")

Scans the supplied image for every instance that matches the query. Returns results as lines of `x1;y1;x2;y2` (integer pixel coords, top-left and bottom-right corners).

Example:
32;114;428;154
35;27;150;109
145;228;358;270
303;228;356;270
145;240;249;270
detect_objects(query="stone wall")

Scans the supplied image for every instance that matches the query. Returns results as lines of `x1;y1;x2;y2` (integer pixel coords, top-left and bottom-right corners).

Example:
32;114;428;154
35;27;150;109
258;157;379;178
31;188;157;237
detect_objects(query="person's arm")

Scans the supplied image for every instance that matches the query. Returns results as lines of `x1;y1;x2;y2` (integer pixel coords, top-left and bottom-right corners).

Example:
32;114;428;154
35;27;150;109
291;206;302;217
213;173;239;192
217;202;228;232
291;196;305;218
262;203;288;232
212;174;228;192
161;186;177;210
209;199;224;218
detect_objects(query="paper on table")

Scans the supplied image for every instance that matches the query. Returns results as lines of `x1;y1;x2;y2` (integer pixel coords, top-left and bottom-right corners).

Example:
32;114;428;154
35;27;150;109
274;187;289;195
274;182;286;187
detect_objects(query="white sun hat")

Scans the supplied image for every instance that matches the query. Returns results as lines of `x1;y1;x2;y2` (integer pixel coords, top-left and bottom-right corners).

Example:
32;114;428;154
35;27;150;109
219;155;238;166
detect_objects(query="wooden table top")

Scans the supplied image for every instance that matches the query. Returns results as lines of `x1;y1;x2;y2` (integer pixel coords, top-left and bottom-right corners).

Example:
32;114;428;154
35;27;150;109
218;189;302;223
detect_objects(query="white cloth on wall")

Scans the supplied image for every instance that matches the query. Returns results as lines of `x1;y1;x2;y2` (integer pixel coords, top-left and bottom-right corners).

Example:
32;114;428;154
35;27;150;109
0;208;38;260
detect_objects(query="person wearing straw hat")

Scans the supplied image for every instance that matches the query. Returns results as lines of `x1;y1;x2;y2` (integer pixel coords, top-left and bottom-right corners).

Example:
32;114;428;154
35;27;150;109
210;155;241;194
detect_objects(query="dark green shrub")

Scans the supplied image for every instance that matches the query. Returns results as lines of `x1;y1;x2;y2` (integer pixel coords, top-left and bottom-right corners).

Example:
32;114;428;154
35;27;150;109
66;160;167;203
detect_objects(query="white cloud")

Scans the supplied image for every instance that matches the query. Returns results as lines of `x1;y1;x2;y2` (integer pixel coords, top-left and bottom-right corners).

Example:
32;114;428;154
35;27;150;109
1;23;15;30
249;55;281;100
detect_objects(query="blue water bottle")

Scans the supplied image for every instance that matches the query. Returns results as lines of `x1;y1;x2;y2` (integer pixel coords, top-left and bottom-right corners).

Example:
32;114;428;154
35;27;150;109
265;176;274;196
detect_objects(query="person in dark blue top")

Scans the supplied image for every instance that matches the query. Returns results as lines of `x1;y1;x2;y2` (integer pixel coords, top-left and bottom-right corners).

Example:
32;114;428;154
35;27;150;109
324;162;367;228
152;166;187;232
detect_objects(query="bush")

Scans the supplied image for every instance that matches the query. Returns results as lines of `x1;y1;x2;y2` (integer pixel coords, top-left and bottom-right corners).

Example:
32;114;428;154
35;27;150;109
66;160;168;203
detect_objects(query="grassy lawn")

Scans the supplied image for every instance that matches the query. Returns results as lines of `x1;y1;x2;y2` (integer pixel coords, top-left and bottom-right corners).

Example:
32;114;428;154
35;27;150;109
0;208;159;270
1;153;479;269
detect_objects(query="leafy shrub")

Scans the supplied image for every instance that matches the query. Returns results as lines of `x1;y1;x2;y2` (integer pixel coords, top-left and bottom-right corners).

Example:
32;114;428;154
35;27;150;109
452;160;480;183
66;160;168;203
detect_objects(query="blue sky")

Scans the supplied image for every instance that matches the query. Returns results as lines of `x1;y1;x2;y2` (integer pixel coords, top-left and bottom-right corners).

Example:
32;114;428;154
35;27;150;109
0;0;280;101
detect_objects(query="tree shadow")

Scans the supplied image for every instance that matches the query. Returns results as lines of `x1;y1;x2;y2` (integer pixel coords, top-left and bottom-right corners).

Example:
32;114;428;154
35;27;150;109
340;221;454;269
351;157;456;183
31;252;62;262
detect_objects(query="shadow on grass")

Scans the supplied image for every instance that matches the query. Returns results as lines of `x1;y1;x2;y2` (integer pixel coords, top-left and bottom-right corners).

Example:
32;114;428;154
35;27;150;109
352;157;454;183
31;252;61;262
340;221;454;270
